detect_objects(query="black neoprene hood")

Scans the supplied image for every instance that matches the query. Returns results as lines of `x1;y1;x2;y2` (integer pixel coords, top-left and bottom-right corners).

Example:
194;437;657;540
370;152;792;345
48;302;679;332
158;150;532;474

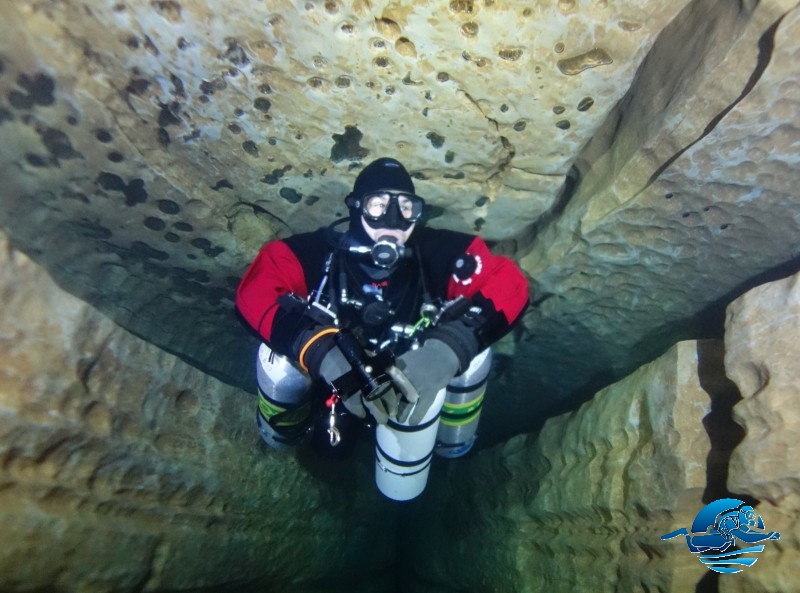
348;157;417;200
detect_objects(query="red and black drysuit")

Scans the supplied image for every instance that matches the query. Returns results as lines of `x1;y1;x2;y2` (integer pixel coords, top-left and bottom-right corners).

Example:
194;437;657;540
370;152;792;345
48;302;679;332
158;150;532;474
236;225;529;381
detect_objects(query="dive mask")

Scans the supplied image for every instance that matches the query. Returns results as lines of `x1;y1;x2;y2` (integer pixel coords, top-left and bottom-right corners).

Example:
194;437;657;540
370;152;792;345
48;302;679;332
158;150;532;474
350;191;425;231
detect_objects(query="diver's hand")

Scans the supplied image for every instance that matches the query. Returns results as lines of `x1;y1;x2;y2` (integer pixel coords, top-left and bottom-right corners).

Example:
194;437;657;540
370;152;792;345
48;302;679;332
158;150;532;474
362;391;400;425
341;393;366;419
387;340;459;425
318;346;351;385
319;347;370;419
319;345;399;423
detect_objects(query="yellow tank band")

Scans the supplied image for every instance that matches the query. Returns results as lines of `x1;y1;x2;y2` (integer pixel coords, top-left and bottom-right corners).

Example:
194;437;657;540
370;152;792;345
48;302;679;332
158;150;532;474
258;396;286;419
441;392;485;426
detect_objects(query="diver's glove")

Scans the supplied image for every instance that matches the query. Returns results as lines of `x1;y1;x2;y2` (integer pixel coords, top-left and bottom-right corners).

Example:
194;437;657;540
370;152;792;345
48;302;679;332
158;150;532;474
340;393;366;419
316;336;397;423
361;390;400;425
388;339;460;425
317;344;370;419
335;386;399;424
317;345;351;384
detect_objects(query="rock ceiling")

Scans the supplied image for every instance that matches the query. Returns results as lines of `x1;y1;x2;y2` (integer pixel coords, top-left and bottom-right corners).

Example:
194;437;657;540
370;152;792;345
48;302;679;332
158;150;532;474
1;0;798;444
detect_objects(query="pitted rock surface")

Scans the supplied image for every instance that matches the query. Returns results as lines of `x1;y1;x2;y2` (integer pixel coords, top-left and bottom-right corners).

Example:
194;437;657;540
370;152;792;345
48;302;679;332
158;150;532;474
407;339;718;592
4;227;797;591
0;0;798;444
722;272;800;593
402;271;800;593
0;229;396;593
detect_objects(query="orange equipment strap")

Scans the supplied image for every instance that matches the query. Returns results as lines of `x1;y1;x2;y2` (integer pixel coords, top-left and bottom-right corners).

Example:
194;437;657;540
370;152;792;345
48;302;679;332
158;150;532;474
298;327;339;373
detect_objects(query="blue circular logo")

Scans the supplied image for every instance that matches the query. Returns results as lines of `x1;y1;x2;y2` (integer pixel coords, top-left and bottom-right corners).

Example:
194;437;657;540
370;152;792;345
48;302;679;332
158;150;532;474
661;498;780;574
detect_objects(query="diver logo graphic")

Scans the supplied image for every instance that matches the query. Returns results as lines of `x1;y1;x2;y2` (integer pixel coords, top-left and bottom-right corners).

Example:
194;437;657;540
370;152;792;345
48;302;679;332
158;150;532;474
661;498;780;574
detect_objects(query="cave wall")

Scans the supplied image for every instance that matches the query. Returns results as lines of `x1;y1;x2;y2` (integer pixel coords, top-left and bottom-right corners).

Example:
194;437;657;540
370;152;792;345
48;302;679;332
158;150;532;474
0;224;797;593
407;270;800;592
408;339;715;592
721;272;800;593
507;0;800;438
0;1;797;446
0;0;798;590
0;228;397;593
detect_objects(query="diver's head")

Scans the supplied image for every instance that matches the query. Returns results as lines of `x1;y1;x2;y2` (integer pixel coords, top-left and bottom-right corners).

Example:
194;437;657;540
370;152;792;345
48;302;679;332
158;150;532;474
739;506;757;527
345;158;425;247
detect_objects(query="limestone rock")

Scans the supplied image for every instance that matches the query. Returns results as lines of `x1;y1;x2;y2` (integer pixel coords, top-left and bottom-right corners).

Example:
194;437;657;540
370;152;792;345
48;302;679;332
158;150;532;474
407;339;717;592
506;0;800;438
0;229;395;593
722;271;800;593
0;1;797;444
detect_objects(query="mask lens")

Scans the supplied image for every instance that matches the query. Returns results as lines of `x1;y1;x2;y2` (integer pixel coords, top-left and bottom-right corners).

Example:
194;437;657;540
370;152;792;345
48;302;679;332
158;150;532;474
364;194;390;218
397;196;419;220
361;192;424;226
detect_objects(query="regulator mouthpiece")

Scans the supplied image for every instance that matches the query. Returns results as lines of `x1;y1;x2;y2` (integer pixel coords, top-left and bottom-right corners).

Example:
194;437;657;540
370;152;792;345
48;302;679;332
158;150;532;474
371;236;404;268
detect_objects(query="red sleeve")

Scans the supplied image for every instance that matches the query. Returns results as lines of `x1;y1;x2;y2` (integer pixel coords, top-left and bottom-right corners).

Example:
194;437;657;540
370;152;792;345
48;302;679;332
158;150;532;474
235;241;309;342
445;236;528;326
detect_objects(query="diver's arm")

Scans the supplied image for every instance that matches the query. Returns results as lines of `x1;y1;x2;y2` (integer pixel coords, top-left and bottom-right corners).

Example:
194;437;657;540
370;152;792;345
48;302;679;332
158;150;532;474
447;236;530;326
734;528;781;543
236;240;351;380
428;236;529;371
236;240;312;349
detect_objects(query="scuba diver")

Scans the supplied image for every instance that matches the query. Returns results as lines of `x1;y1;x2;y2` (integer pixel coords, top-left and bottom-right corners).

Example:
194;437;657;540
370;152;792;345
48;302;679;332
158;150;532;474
235;157;529;500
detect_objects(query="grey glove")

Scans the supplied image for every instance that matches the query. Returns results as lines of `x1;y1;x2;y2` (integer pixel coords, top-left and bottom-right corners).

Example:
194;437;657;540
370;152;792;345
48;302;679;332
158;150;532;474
337;385;400;424
342;394;367;419
318;346;350;384
388;339;460;425
318;347;369;419
361;385;401;424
